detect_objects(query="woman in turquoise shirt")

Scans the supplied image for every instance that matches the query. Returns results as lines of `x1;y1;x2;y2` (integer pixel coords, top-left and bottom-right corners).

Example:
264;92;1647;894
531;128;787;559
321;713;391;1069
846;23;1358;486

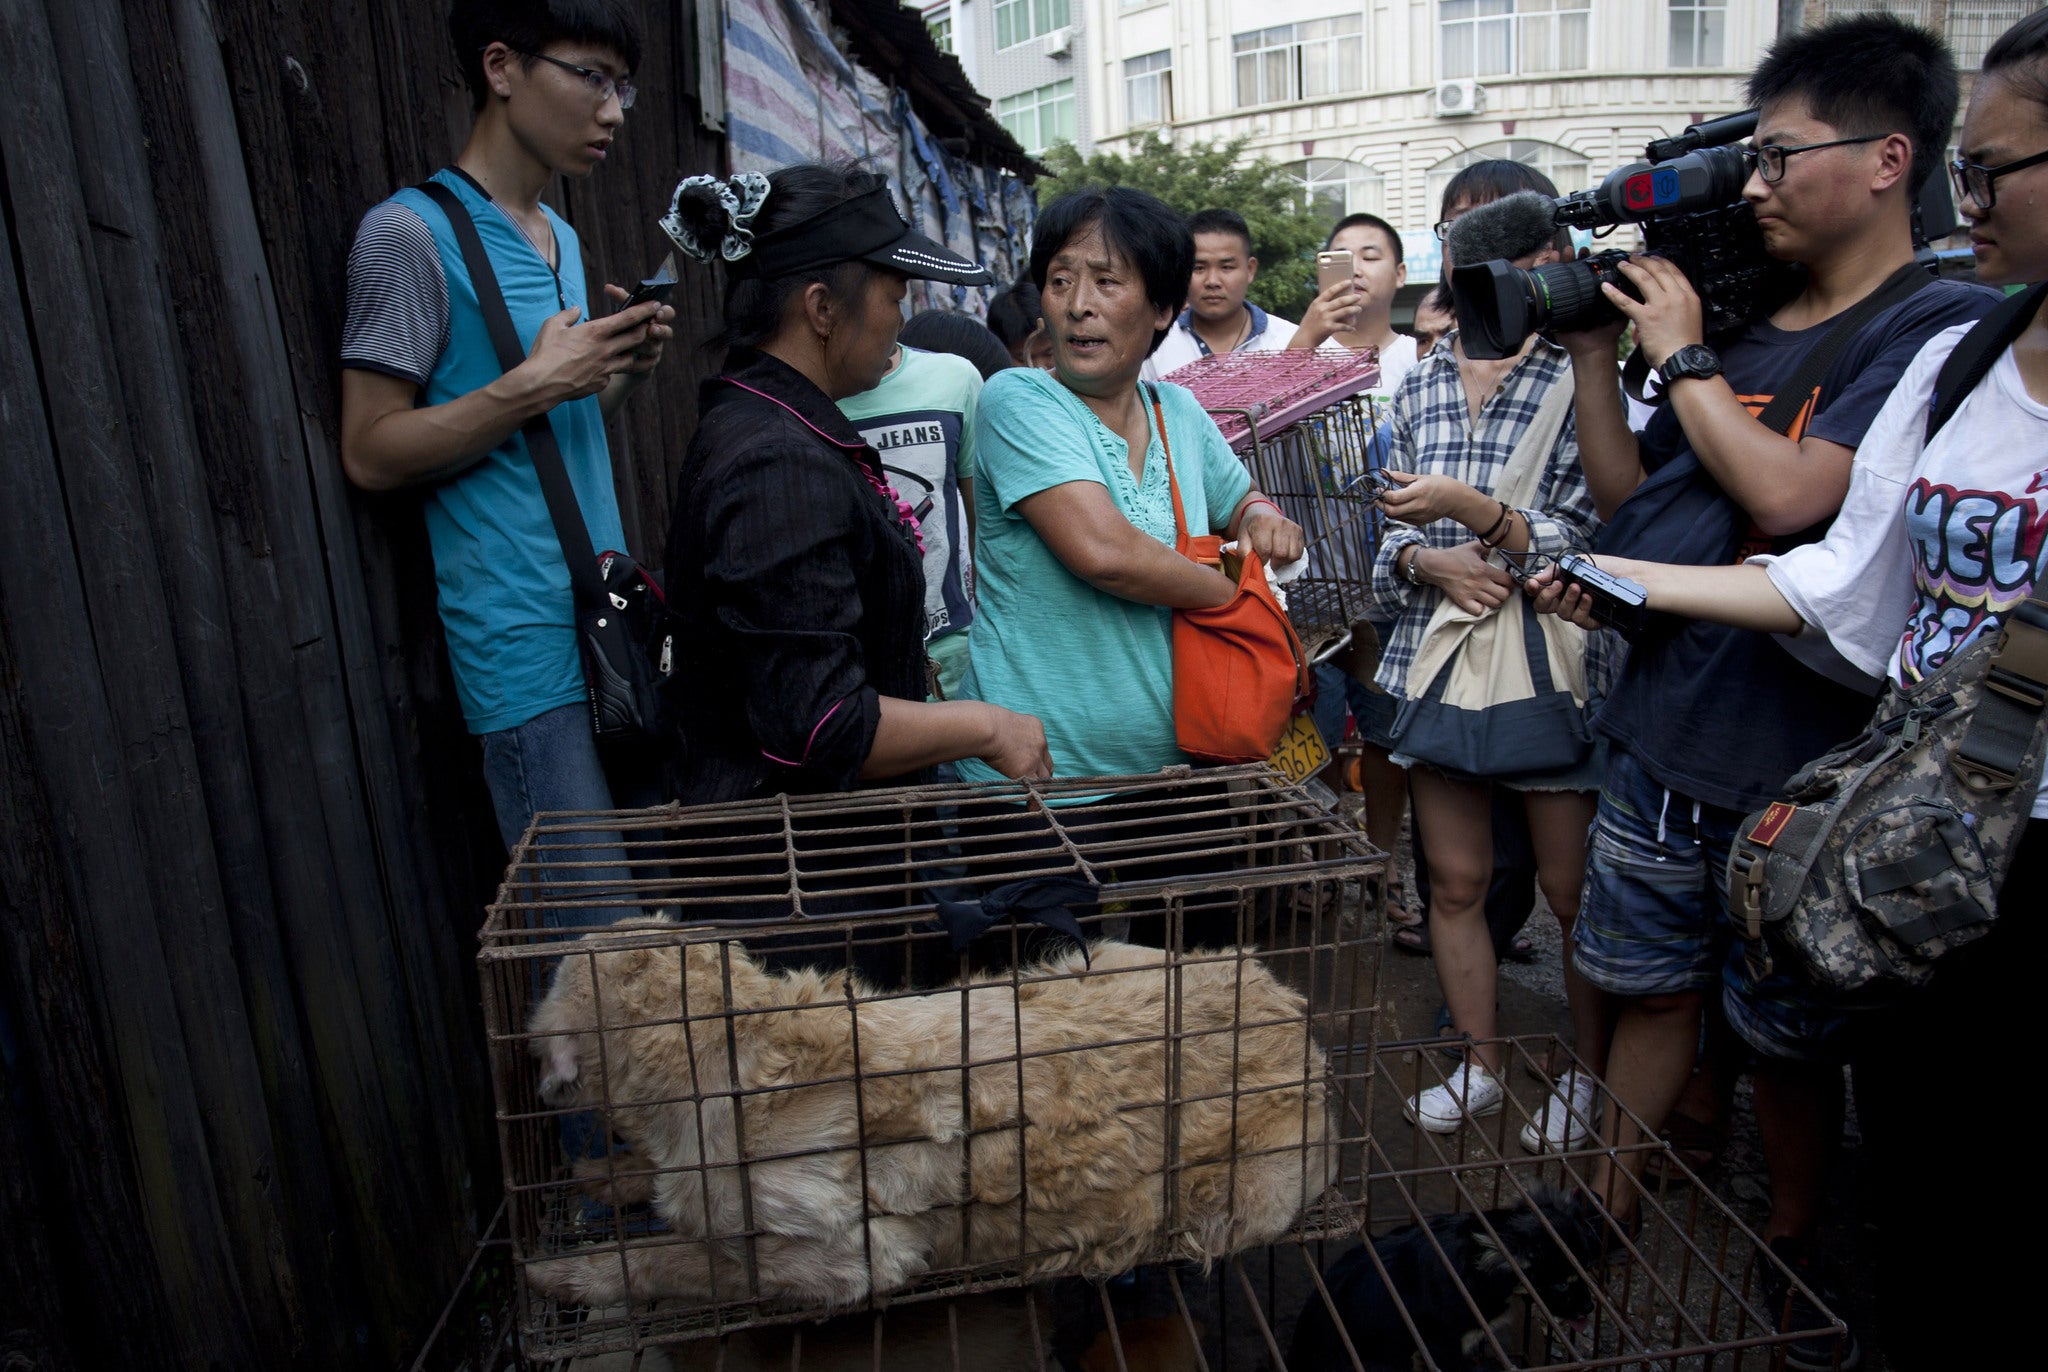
959;188;1305;788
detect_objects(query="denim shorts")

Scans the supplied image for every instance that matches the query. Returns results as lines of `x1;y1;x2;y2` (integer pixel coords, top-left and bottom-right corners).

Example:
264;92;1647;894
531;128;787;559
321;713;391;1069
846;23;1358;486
1572;747;1851;1063
1312;659;1398;754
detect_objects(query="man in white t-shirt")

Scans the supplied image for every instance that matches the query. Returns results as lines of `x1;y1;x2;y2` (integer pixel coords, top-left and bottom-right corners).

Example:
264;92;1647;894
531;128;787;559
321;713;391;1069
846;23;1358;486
1141;208;1298;380
1292;211;1421;398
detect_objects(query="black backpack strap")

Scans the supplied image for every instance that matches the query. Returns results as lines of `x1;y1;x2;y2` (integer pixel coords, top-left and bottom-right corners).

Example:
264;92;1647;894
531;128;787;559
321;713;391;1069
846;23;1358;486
415;178;606;615
1926;281;2046;442
1753;260;1935;436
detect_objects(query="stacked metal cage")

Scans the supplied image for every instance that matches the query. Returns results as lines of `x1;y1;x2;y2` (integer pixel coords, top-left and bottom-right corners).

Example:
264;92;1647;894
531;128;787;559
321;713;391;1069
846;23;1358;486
472;764;1853;1368
1174;349;1391;664
479;766;1388;1362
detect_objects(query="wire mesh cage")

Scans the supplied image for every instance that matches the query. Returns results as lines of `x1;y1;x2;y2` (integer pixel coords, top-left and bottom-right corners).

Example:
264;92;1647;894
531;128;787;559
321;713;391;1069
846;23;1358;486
1175;350;1390;662
478;766;1388;1361
649;1037;1848;1372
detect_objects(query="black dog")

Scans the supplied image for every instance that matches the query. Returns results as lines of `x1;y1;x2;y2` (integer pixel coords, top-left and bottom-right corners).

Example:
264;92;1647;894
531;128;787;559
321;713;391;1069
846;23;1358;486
1288;1187;1601;1371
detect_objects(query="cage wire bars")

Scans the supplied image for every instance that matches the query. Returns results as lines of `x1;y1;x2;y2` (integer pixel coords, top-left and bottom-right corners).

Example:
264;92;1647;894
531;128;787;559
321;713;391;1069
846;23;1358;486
474;767;1846;1370
1174;349;1391;664
479;766;1388;1361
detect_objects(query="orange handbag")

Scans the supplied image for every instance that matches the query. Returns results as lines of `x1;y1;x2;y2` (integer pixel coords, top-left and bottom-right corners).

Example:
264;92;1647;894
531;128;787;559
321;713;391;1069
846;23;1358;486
1151;389;1311;763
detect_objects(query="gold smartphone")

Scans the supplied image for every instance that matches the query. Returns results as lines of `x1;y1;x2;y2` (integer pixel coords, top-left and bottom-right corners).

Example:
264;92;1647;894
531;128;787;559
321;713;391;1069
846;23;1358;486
1316;248;1355;295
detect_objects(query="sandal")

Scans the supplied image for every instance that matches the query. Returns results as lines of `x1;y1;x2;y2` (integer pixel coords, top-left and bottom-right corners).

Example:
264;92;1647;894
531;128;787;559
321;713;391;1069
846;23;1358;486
1643;1109;1724;1184
1503;933;1539;963
1377;876;1431;955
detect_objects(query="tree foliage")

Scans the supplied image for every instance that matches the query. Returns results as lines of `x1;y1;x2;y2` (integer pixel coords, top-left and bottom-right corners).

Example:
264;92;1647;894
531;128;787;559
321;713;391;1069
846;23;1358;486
1035;132;1328;319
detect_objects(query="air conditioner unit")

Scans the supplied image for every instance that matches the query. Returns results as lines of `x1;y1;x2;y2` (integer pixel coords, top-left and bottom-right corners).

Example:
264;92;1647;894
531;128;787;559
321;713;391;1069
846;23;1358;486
1045;26;1072;58
1431;78;1485;117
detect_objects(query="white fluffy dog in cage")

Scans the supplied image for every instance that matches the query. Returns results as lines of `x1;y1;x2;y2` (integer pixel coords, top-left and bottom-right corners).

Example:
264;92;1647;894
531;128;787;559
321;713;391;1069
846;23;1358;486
522;926;1338;1310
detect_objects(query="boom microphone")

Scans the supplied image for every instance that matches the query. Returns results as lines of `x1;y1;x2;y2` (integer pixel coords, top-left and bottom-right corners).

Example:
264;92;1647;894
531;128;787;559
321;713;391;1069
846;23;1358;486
1444;192;1562;274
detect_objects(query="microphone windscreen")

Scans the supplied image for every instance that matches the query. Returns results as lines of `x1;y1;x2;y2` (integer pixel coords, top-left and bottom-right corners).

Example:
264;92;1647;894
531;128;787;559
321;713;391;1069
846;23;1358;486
1445;192;1560;269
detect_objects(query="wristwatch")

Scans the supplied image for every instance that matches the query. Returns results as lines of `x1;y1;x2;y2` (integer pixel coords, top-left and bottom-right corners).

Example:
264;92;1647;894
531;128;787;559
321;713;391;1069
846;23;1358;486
1657;343;1723;389
1403;548;1426;586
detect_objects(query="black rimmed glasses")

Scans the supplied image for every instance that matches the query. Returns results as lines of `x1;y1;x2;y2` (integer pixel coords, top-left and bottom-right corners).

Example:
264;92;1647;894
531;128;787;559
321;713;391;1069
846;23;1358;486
517;51;637;110
1749;134;1883;183
1949;148;2048;211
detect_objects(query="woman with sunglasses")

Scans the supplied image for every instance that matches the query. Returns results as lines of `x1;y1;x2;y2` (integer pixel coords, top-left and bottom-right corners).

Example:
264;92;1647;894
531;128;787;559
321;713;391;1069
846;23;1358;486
1532;15;2047;1361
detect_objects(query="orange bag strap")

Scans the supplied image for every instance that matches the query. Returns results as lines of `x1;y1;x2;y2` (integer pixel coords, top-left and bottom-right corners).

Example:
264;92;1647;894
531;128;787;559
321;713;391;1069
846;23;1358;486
1147;385;1195;553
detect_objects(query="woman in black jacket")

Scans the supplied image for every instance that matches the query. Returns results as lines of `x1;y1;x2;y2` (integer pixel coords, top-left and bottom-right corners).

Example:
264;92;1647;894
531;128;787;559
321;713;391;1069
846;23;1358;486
661;163;1049;807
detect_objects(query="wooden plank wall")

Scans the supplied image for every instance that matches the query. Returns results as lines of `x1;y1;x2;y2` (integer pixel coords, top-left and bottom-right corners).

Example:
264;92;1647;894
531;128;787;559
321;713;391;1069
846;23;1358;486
0;2;725;1366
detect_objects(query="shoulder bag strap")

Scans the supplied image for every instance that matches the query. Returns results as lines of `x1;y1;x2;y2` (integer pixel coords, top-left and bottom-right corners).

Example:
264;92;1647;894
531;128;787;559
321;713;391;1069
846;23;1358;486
1952;588;2048;793
1927;282;2046;442
1146;383;1194;551
416;178;606;615
1494;368;1575;511
1753;261;1934;436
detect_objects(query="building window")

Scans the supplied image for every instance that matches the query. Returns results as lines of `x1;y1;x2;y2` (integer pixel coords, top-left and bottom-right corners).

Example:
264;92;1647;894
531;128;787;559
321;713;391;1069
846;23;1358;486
927;12;953;54
1125;50;1172;127
1820;2;2032;71
1233;16;1364;108
1668;0;1726;68
995;0;1070;50
1440;0;1589;79
1426;139;1590;211
999;79;1077;154
1283;159;1388;220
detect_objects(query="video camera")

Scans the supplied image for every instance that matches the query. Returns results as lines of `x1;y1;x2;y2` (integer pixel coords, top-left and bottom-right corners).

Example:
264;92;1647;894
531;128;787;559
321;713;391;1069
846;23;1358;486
1452;112;1800;361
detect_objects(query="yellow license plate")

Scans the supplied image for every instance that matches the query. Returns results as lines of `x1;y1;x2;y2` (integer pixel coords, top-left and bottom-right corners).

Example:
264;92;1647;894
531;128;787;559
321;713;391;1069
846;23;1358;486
1268;712;1331;785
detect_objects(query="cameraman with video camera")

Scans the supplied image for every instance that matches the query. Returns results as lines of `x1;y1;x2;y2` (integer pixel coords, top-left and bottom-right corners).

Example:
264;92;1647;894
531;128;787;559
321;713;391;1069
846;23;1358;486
1539;16;1998;1363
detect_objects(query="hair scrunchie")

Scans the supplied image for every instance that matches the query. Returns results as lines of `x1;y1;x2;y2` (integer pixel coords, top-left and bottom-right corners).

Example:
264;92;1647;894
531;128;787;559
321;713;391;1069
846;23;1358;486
662;172;772;264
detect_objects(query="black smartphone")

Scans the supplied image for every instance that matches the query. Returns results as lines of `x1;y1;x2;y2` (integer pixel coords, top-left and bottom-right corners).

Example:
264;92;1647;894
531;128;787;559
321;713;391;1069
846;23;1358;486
1556;552;1651;636
623;251;678;310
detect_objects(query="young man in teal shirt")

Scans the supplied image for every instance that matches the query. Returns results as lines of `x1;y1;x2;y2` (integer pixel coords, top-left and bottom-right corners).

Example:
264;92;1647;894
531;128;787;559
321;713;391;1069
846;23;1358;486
339;1;672;855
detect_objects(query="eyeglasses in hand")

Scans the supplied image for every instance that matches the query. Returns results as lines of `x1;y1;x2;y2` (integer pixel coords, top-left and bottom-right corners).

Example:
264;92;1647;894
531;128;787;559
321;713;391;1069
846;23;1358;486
516;50;637;110
1488;546;1555;581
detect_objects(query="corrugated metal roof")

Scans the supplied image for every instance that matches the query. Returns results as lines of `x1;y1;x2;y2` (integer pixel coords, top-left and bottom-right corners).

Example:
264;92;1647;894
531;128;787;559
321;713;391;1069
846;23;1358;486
827;0;1050;180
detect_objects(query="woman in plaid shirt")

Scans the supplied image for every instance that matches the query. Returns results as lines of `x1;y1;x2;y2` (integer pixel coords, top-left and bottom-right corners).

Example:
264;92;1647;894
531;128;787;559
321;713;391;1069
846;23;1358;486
1370;197;1615;1145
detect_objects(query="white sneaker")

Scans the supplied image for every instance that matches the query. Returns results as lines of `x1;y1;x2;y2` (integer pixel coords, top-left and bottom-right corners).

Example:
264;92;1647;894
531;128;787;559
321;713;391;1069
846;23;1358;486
1404;1062;1504;1133
1520;1069;1600;1153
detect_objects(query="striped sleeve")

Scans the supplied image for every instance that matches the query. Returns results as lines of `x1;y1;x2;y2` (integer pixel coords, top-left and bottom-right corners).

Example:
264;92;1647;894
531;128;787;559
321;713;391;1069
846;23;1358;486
340;200;448;388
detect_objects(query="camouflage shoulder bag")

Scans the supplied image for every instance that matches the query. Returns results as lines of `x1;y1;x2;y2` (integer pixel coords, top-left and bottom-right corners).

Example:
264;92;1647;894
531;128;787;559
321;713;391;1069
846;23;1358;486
1727;593;2048;997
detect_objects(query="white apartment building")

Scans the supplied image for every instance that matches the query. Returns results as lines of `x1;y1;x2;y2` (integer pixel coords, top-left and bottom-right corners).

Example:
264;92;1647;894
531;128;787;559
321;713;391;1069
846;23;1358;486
921;0;1103;158
1073;0;2034;282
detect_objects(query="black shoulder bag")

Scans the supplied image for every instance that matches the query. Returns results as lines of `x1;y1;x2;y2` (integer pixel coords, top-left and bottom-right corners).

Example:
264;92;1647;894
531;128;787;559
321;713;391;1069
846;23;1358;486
417;180;672;748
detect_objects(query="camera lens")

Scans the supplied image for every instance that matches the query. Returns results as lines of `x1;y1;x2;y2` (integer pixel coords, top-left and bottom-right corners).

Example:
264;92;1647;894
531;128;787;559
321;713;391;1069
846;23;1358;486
1527;259;1615;332
1450;254;1630;359
1449;261;1536;359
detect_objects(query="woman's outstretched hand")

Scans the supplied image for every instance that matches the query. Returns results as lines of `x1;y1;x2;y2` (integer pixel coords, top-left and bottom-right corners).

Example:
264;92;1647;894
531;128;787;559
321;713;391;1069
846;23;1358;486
1523;564;1607;632
978;704;1054;781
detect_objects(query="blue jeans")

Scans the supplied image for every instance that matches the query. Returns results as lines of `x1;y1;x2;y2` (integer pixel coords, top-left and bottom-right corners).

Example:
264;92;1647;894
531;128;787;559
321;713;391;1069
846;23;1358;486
479;700;658;928
479;701;654;1164
1312;659;1397;755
